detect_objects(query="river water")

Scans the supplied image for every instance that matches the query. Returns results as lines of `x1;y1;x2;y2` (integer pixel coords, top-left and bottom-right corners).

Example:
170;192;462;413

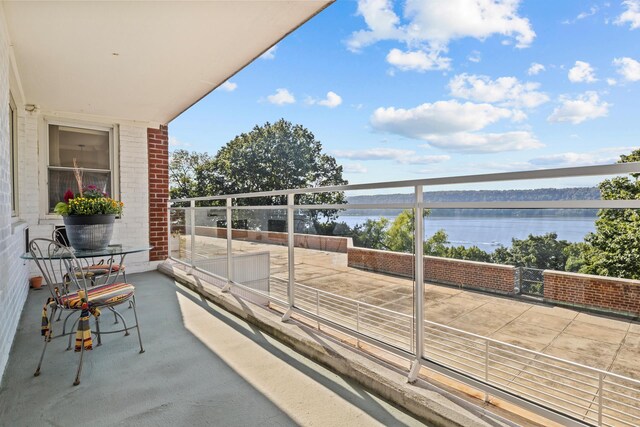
338;215;597;252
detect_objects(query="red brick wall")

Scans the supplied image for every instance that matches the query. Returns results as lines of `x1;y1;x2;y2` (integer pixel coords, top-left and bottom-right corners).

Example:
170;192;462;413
424;256;515;294
544;271;640;316
347;247;516;294
348;247;415;278
193;226;350;253
148;125;169;261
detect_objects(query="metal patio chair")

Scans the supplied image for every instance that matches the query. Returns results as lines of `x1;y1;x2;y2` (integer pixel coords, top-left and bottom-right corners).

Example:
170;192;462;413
29;238;144;386
53;227;128;284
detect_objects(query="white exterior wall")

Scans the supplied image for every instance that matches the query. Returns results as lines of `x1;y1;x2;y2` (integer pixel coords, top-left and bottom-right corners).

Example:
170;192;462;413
0;5;29;383
21;118;155;272
0;8;161;382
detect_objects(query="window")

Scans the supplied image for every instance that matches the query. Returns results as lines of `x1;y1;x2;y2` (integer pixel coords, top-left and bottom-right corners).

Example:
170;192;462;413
9;94;17;216
46;122;118;213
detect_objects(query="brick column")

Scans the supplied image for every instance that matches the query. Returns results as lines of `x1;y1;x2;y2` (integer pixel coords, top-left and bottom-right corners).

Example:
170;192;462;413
147;125;169;261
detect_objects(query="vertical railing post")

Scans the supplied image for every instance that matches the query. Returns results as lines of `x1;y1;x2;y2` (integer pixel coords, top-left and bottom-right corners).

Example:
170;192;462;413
189;200;196;269
598;372;603;426
316;289;321;330
222;198;232;292
411;319;415;353
356;302;361;348
408;185;424;383
485;341;490;402
167;201;172;259
282;193;295;321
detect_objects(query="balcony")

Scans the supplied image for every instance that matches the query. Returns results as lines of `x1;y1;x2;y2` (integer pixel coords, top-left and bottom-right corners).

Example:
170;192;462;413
164;162;640;427
1;271;438;426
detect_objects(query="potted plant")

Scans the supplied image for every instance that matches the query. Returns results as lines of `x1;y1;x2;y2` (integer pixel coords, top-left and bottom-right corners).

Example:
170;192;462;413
54;161;123;251
30;276;43;289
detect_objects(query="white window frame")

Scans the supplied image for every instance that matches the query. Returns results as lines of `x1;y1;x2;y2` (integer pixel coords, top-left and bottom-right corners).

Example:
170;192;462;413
41;117;120;218
9;93;18;217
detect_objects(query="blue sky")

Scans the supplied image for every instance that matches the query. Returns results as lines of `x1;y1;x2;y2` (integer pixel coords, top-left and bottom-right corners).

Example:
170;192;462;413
170;0;640;188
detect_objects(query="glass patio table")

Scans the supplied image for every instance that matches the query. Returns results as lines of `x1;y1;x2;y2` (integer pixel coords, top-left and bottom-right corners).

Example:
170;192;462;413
21;245;152;285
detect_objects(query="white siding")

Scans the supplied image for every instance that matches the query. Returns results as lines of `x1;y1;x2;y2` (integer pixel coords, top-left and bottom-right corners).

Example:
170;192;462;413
0;6;30;383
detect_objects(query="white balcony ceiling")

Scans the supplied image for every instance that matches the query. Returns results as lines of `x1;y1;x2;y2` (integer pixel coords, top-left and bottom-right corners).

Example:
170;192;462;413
2;0;332;123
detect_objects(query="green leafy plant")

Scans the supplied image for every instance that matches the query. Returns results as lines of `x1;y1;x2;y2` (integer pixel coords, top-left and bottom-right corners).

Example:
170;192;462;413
53;159;123;216
54;186;123;216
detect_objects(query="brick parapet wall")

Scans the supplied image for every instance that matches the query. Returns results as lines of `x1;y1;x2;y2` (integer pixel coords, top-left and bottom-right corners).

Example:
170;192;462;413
347;247;516;295
148;125;169;261
348;247;414;278
544;271;640;316
192;226;351;253
424;256;515;294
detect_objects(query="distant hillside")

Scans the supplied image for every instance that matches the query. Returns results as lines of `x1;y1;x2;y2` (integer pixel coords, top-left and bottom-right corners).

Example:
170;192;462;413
344;187;601;217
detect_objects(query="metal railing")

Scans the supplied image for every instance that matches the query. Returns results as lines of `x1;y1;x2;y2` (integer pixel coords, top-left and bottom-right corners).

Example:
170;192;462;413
518;267;545;296
270;278;415;352
168;162;640;427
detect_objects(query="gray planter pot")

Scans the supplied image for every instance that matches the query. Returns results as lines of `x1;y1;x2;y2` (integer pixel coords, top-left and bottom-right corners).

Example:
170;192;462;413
63;214;116;251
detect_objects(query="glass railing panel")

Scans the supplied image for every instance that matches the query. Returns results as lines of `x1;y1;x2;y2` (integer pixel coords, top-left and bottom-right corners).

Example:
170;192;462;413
420;204;640;413
229;207;288;305
190;207;228;287
293;208;416;352
169;207;190;264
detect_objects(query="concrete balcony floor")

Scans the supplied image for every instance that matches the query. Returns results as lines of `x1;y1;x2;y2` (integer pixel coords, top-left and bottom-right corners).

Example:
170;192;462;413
0;271;428;427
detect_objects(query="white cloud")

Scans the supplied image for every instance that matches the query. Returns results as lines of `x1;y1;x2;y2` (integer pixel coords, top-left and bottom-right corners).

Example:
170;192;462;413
219;81;237;92
371;100;520;139
615;0;640;29
307;91;343;108
607;78;618;86
343;163;368;174
169;136;191;149
563;6;599;24
347;0;404;52
267;88;295;105
448;73;549;108
468;50;481;63
527;62;545;75
405;154;452;165
568;61;597;83
347;0;535;72
547;91;610;124
260;45;277;60
528;147;636;167
334;148;450;165
421;131;543;153
319;92;343;108
370;99;541;153
613;57;640;81
386;48;450;71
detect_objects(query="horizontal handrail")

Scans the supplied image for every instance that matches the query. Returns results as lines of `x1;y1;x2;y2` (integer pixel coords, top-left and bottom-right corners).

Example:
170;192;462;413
169;162;640;203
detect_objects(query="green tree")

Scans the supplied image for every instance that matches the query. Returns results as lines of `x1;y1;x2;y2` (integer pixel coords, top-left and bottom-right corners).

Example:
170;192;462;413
351;217;390;249
446;244;492;263
212;119;347;231
169;149;217;200
563;242;591;272
491;233;570;270
385;210;416;252
423;229;449;257
578;148;640;278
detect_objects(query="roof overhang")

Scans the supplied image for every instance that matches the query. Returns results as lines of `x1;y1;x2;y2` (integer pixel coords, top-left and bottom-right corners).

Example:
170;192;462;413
2;0;333;123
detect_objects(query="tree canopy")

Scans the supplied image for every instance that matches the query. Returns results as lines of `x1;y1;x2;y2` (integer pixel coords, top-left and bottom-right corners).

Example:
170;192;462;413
576;148;640;279
213;119;347;206
169;119;347;230
169;150;216;200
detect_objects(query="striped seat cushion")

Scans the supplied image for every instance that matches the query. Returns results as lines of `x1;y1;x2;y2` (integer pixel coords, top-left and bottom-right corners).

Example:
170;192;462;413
85;263;125;275
61;282;134;308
